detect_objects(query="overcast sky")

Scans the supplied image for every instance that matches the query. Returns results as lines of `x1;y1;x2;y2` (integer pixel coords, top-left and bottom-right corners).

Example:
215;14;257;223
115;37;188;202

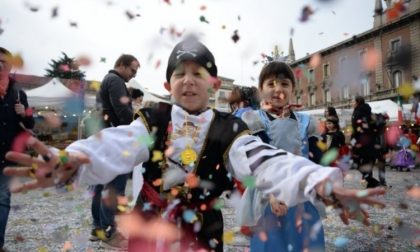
1;0;377;95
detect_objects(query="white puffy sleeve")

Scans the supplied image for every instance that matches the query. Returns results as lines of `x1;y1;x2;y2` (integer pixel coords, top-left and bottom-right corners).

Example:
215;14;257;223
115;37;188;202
227;134;342;207
66;118;150;185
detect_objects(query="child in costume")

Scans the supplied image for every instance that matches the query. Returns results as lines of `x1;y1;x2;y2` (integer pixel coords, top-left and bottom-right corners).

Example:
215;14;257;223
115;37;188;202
239;61;328;252
4;38;385;252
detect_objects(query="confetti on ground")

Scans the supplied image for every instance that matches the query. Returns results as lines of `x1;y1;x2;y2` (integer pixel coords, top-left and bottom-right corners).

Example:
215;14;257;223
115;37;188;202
334;236;349;248
223;230;235;244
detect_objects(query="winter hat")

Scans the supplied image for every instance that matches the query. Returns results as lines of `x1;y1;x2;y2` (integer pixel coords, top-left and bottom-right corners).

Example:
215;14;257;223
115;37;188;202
166;37;217;82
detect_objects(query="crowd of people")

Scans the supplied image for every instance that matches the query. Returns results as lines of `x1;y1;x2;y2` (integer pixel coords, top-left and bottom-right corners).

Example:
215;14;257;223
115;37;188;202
3;37;419;251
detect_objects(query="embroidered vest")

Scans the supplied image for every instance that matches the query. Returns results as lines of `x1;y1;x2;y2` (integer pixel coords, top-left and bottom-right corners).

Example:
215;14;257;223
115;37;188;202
136;103;249;205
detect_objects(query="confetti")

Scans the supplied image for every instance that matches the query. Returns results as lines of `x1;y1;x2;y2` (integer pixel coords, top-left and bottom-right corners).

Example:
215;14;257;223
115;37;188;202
51;6;58;18
406;186;420;200
185;173;199;188
309;53;321;68
356;190;369;198
299;5;314;22
199;15;209;24
151;150;163;162
69;21;78;28
242;176;256;188
231;30;240;43
334;236;349;248
76;55;91;66
223;230;234;244
320;148;339;165
182;209;197;223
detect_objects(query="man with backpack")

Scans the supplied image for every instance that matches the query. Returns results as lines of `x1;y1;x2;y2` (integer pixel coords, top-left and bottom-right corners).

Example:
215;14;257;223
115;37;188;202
0;47;34;250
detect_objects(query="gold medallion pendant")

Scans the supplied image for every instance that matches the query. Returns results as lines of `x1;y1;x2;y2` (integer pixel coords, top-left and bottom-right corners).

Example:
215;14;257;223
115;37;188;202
181;146;197;165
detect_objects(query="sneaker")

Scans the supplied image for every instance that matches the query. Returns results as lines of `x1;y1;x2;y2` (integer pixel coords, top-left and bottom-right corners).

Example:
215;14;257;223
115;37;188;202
100;231;128;251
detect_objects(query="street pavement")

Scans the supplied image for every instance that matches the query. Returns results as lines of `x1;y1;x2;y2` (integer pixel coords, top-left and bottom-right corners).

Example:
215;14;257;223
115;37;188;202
3;168;420;252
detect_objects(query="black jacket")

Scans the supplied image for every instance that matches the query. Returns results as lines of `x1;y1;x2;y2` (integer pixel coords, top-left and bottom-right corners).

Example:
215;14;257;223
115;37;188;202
98;70;133;127
351;103;372;139
0;78;35;169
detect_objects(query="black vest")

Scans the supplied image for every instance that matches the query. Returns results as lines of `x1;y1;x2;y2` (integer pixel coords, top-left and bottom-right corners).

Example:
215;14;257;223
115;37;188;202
135;103;249;204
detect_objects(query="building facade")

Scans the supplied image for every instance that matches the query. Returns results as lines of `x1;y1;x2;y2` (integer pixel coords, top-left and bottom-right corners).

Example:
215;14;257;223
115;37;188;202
289;0;420;109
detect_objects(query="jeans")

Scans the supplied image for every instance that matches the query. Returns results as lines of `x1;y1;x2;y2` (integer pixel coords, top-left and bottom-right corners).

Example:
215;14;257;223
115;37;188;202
0;171;11;248
91;174;128;235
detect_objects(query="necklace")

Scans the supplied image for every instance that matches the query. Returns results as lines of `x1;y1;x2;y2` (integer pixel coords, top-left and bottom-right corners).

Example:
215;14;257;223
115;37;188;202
171;112;200;166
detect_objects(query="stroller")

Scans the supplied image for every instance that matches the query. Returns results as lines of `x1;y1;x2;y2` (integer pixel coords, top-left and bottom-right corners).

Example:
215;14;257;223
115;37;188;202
391;147;415;171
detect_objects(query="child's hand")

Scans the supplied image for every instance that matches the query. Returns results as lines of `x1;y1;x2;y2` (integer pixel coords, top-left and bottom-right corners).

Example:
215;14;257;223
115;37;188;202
269;194;288;216
316;180;385;226
3;137;89;193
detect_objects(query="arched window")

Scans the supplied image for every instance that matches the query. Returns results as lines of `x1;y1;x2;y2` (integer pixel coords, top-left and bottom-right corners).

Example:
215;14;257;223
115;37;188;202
392;70;402;88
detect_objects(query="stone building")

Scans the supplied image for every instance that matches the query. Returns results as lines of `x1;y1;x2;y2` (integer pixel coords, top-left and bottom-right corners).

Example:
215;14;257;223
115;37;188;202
288;0;420;109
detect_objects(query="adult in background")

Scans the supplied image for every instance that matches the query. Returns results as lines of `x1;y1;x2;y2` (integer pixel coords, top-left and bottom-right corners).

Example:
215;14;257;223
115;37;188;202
351;95;378;188
90;54;140;250
0;47;34;250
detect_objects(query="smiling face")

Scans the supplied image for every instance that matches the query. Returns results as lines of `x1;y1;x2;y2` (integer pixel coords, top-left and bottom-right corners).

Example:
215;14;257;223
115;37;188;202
259;76;294;110
326;121;336;131
164;61;220;113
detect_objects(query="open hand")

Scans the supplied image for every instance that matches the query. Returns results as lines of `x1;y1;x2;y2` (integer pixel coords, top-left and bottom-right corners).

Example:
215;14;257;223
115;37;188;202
316;180;386;226
4;137;89;193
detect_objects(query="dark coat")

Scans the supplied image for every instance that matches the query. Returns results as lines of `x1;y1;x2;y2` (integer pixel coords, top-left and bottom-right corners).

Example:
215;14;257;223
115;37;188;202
0;78;34;169
351;102;376;161
98;70;133;127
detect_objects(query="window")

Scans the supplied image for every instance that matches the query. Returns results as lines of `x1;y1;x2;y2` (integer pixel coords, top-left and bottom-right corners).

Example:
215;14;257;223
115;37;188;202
343;86;349;99
324;90;331;103
296;77;301;89
359;49;367;60
361;75;370;96
359;49;367;69
392;70;402;88
308;69;314;83
296;96;301;104
323;64;330;78
390;39;401;53
309;93;316;106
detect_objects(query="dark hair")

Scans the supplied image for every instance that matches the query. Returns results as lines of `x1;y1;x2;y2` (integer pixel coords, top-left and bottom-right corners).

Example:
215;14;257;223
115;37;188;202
326;116;340;130
114;54;138;68
354;95;365;105
131;88;144;99
325;106;338;118
258;61;296;89
228;86;260;111
128;87;144;99
0;47;12;57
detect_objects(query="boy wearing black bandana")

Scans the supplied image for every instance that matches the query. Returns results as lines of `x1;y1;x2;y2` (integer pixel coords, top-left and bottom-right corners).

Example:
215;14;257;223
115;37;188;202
4;38;385;252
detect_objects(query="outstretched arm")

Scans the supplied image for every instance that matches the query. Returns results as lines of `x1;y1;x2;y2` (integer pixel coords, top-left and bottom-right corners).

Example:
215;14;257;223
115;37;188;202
227;134;385;226
4;118;151;192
